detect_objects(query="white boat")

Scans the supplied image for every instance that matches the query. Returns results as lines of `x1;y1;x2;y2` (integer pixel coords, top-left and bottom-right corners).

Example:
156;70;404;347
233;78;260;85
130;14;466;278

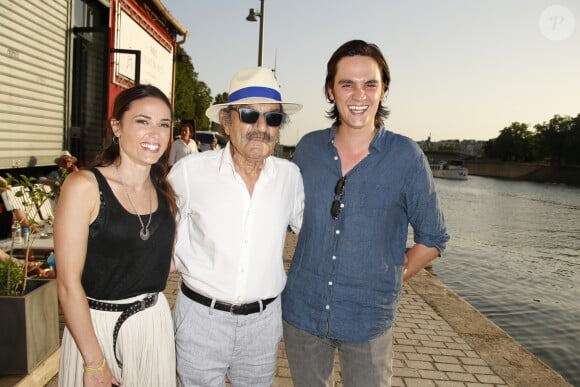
430;160;469;180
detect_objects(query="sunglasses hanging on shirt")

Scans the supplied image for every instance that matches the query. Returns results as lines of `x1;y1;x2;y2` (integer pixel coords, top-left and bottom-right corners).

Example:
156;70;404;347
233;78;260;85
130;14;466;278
331;176;346;220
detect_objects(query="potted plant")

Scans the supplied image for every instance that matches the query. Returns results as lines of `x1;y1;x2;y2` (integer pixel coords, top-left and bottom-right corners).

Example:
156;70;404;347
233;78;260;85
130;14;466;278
0;174;59;375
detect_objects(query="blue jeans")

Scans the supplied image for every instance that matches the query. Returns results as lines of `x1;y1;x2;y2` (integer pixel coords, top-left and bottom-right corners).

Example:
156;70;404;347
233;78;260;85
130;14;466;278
283;321;394;387
174;291;282;387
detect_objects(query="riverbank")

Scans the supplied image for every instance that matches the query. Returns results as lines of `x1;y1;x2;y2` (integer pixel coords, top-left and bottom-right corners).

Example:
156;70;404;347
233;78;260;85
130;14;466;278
465;161;580;186
408;270;571;386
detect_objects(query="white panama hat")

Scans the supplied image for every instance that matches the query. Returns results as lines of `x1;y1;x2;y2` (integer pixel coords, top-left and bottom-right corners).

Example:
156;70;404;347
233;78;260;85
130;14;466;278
205;67;302;124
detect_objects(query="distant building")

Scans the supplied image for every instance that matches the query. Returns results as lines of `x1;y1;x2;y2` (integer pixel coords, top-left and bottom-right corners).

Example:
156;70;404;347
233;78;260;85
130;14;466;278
418;139;486;160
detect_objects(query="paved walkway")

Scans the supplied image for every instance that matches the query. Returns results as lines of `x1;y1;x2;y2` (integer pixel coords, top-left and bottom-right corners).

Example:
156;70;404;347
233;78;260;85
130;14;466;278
165;272;508;387
7;233;571;386
163;232;570;387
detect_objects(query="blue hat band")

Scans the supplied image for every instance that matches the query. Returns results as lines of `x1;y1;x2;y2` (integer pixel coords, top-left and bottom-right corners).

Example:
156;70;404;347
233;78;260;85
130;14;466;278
228;86;281;103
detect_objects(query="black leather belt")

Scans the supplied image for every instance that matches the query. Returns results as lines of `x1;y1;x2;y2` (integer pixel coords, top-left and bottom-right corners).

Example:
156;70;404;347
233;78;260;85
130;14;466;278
180;283;276;315
88;293;158;368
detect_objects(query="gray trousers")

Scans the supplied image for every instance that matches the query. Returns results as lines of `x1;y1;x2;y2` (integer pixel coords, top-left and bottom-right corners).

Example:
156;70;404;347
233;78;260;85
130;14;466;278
283;320;394;387
174;291;282;387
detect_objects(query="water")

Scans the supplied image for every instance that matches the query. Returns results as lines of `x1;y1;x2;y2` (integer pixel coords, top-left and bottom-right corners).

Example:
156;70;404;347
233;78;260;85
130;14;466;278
429;175;580;386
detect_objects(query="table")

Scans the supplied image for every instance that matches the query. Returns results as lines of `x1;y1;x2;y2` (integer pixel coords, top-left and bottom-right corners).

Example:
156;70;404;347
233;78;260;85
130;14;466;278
0;235;54;254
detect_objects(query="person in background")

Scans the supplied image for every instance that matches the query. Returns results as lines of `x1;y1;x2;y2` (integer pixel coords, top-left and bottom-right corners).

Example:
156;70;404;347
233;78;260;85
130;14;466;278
198;134;220;152
0;176;39;236
40;150;79;186
168;121;198;166
55;84;177;387
209;136;220;150
169;67;304;387
282;40;450;387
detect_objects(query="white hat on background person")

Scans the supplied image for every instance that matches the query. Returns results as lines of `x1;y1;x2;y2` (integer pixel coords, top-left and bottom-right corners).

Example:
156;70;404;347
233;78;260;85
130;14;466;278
205;67;302;124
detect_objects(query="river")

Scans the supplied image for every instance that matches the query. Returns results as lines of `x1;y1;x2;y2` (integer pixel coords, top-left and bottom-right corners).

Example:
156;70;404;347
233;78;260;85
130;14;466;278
429;175;580;386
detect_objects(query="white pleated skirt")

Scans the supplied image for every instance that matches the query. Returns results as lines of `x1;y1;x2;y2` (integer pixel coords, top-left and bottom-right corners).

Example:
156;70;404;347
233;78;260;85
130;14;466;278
58;292;176;387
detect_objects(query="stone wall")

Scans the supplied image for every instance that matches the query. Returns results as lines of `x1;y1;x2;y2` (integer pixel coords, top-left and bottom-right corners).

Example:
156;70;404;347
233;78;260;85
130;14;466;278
465;161;580;186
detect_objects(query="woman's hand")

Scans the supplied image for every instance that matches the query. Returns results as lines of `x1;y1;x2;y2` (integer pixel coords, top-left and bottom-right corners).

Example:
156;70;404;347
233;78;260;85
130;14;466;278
82;358;121;386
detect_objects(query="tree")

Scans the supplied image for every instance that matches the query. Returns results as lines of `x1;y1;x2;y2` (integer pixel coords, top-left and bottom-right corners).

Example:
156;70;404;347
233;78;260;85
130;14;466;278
173;46;213;132
214;92;228;105
208;92;229;133
484;122;535;161
534;115;572;166
562;114;580;165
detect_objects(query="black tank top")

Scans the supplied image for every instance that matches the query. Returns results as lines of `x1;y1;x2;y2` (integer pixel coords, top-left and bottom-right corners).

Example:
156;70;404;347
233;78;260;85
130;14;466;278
81;167;175;300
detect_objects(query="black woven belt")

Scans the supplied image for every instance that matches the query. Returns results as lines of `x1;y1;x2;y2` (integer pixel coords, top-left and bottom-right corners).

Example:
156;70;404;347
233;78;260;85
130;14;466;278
181;283;276;315
88;293;158;368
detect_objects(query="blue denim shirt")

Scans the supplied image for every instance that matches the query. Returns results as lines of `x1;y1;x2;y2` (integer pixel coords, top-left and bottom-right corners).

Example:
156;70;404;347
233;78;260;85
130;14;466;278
282;125;449;342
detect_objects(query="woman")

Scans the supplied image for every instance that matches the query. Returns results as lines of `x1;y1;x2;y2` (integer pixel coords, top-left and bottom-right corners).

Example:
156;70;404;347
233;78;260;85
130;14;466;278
55;85;177;386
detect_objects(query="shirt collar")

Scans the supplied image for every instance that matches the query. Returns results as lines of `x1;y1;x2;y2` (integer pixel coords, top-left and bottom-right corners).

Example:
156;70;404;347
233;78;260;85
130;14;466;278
218;142;276;177
327;124;389;153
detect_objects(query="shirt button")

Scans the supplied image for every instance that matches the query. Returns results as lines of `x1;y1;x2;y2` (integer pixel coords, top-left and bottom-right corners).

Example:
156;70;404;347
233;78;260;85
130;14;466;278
328;281;333;286
332;255;337;260
325;305;330;310
335;230;340;235
333;156;338;160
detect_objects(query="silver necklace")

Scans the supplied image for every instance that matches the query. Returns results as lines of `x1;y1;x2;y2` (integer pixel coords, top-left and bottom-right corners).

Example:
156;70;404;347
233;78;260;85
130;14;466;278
115;166;152;241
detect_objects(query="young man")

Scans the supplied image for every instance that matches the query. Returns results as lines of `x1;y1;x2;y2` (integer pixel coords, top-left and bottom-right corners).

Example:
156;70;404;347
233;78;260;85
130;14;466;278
282;40;450;387
169;67;304;387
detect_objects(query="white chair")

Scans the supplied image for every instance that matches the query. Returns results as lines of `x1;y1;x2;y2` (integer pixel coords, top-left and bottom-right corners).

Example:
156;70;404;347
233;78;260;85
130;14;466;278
4;185;43;225
34;184;55;223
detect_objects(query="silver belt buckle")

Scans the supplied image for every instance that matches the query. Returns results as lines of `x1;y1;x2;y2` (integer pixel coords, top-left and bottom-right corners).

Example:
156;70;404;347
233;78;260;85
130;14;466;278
229;303;241;315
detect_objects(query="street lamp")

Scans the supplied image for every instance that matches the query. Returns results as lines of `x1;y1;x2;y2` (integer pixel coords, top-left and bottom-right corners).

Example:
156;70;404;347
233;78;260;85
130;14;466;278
246;0;264;66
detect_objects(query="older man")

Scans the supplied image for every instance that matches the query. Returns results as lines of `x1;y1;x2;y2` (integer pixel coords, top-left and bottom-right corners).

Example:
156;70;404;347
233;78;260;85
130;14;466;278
168;67;304;387
168;121;198;166
40;150;79;186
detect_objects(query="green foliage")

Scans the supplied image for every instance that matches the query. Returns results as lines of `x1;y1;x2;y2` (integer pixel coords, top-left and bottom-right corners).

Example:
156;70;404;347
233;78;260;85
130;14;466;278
174;46;213;131
484;114;580;165
484;122;536;162
1;173;55;296
563;114;580;165
214;92;228;104
534;114;577;166
0;259;25;296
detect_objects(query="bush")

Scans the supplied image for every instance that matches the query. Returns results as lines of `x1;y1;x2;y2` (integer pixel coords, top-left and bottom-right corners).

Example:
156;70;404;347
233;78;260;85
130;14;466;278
0;259;25;296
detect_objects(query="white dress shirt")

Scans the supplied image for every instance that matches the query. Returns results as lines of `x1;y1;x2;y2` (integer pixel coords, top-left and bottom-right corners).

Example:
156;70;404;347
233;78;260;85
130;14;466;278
168;143;304;304
168;138;198;165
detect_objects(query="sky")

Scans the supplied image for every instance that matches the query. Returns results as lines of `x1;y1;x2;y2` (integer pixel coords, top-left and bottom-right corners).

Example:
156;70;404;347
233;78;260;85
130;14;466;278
161;0;580;146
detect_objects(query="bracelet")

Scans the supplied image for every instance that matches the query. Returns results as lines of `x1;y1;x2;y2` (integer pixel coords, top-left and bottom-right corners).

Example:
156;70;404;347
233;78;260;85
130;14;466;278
84;357;106;373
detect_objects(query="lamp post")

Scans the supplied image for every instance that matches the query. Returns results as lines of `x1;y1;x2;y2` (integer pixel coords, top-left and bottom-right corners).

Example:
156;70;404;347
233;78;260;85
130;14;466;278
246;0;265;66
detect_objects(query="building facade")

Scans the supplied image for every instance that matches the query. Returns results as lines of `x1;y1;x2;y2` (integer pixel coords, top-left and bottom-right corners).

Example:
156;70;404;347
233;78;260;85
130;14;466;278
0;0;186;171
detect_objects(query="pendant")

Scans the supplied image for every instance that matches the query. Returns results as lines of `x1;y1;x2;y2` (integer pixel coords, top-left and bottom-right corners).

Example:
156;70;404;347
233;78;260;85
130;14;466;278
140;227;150;241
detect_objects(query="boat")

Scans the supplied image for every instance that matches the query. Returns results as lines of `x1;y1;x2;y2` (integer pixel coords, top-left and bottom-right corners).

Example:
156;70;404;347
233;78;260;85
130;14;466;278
430;160;469;180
